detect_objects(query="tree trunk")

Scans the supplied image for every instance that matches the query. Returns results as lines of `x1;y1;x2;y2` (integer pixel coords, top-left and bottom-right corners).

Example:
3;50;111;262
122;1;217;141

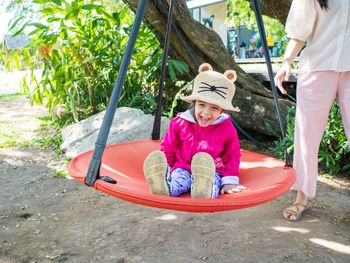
123;0;294;136
259;0;292;24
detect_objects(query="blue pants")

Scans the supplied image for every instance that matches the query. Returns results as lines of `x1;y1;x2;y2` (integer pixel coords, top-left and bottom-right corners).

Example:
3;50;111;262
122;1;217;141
166;167;221;199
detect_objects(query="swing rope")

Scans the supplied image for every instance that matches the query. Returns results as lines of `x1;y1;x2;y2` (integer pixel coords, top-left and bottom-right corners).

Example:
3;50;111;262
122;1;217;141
251;0;292;166
151;0;176;140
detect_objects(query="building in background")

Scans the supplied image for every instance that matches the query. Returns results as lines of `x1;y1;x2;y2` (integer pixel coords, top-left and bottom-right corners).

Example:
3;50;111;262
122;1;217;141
3;34;30;66
186;0;267;59
187;1;229;49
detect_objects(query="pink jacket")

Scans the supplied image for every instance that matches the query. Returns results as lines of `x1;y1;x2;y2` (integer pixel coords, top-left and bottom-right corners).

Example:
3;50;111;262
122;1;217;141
160;109;240;185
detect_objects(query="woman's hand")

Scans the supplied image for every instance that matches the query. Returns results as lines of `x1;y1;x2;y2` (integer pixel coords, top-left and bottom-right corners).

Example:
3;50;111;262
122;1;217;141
220;184;247;195
274;61;291;95
274;38;305;95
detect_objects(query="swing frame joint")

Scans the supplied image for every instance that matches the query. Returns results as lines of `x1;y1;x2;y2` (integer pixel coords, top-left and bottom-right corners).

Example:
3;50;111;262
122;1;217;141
84;158;101;187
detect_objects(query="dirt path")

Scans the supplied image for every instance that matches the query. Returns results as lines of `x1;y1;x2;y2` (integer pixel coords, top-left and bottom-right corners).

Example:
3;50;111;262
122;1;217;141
0;97;350;263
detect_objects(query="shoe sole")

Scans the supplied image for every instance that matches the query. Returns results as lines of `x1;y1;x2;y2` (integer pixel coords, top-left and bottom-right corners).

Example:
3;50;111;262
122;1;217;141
191;152;215;198
143;151;170;196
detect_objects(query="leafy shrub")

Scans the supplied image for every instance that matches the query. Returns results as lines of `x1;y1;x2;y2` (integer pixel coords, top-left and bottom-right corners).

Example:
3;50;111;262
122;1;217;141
270;106;295;160
10;0;188;123
319;103;350;174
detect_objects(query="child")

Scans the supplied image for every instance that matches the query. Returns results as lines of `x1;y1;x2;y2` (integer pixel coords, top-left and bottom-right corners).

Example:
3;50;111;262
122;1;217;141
143;63;245;198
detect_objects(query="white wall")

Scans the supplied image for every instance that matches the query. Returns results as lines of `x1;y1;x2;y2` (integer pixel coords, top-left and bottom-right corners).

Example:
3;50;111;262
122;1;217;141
191;2;228;47
187;0;226;9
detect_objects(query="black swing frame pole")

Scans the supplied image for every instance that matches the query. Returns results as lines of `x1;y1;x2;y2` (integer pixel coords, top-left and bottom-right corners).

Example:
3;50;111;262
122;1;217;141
85;0;149;187
151;0;176;140
251;0;292;166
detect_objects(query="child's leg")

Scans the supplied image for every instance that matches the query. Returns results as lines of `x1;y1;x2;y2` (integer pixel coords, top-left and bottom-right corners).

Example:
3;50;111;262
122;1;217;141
210;173;222;199
168;169;220;198
167;168;192;197
143;151;170;196
191;152;216;198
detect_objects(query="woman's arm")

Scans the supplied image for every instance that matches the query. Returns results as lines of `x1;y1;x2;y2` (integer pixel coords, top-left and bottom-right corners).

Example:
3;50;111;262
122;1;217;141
274;38;305;94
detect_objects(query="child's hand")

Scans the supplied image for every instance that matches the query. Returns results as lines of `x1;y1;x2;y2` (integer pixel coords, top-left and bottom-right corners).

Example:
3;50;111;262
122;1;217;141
220;184;247;195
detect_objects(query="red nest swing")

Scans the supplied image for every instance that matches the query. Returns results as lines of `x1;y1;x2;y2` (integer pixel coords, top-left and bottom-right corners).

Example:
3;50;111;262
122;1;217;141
68;140;295;213
67;0;296;213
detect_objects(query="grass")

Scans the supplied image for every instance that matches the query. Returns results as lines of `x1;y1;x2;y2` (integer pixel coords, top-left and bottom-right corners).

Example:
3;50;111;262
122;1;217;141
52;168;70;177
0;120;24;148
0;94;33;148
0;120;38;148
34;115;64;154
0;93;25;101
0;111;64;153
0;110;69;177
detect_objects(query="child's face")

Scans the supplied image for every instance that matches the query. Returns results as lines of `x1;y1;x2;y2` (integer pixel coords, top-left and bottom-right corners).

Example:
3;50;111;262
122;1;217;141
194;100;223;127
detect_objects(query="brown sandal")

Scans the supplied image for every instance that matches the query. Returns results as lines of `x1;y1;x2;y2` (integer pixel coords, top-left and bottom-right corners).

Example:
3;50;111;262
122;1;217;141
283;203;308;222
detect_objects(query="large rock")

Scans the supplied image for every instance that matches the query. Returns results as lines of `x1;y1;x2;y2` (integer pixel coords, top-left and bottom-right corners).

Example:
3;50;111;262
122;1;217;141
61;107;170;158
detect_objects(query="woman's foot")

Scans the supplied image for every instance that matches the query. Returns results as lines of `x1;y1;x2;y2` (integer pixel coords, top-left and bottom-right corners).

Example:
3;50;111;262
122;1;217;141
283;203;308;221
283;191;308;221
191;152;215;198
143;151;170;196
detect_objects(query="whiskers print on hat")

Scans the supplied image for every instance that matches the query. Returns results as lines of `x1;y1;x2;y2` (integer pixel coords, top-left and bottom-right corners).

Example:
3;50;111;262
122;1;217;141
198;82;228;99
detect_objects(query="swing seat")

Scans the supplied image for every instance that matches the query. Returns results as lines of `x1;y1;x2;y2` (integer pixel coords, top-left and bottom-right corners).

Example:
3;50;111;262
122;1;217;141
68;140;296;213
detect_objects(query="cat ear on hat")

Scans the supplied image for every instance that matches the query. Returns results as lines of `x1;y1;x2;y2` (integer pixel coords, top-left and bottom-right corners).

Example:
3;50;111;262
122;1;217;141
224;70;237;83
198;63;213;73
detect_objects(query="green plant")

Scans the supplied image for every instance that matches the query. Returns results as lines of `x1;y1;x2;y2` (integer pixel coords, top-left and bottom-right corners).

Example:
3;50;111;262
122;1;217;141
52;169;69;177
168;60;190;82
121;90;157;115
32;114;63;153
4;48;32;71
319;103;350;174
270;106;295;160
10;0;189;123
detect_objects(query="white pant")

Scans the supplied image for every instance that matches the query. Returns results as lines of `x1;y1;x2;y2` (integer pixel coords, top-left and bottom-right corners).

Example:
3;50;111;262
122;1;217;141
293;71;350;198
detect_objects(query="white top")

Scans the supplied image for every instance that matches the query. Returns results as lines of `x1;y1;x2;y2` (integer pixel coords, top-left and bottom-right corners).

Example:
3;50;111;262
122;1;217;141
286;0;350;72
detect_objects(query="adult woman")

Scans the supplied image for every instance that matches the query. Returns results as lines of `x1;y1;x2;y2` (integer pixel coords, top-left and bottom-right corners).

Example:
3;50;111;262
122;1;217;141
275;0;350;221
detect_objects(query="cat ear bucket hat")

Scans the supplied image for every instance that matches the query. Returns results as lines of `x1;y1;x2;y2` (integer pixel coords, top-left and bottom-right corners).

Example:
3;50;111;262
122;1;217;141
180;63;240;112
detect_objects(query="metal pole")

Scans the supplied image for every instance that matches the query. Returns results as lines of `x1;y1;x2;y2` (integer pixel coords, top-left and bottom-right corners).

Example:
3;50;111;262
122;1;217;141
85;0;149;186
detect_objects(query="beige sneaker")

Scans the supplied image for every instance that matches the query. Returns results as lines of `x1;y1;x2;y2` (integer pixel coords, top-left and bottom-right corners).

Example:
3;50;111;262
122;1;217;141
143;151;170;196
191;152;215;198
